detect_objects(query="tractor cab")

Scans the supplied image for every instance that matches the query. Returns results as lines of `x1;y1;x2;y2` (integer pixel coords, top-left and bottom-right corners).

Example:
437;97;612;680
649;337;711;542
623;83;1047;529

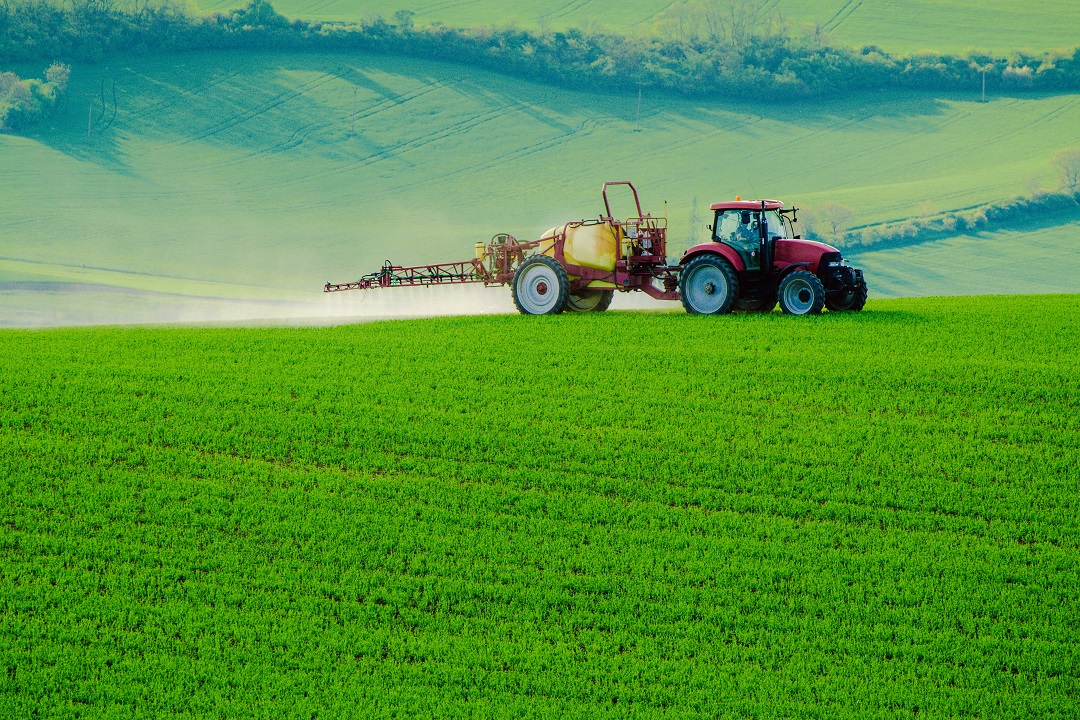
709;199;794;272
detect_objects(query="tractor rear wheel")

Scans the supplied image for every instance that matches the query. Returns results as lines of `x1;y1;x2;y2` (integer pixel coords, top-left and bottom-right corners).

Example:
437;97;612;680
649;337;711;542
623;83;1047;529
825;277;868;312
679;254;739;315
566;289;614;313
778;270;825;316
512;255;569;315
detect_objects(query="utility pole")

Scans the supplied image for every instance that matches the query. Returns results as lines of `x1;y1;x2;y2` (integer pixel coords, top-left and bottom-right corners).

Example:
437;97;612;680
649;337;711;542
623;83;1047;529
634;84;642;133
350;88;357;138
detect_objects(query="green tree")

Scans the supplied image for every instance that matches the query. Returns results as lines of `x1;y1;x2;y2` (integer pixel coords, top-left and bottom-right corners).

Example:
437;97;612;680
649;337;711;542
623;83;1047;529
1052;148;1080;191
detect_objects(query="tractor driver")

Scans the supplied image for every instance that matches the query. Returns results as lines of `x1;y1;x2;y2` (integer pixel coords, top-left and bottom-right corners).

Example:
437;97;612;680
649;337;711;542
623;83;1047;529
733;211;759;246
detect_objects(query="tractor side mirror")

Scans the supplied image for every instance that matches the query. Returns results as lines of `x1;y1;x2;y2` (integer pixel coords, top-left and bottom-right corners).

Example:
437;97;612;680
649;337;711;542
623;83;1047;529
706;224;712;231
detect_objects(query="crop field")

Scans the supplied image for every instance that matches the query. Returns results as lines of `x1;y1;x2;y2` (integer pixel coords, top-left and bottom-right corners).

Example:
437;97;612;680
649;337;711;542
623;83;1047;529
1;295;1078;717
194;0;1080;54
3;49;1080;325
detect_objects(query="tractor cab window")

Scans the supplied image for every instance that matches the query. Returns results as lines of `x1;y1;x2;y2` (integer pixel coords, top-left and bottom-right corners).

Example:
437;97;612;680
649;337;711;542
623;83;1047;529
766;210;791;239
715;210;761;247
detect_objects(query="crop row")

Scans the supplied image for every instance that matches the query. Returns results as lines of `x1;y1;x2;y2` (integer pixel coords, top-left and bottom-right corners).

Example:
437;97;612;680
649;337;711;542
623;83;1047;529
1;296;1078;717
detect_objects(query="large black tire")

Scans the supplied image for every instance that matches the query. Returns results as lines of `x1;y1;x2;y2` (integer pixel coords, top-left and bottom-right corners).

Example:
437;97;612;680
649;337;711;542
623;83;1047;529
825;277;868;312
565;289;614;313
778;270;825;316
737;295;777;313
679;254;739;315
512;255;569;315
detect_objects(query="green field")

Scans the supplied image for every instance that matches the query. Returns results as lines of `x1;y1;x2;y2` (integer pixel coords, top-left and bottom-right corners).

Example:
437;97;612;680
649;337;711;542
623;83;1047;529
2;295;1078;716
3;49;1079;325
196;0;1080;55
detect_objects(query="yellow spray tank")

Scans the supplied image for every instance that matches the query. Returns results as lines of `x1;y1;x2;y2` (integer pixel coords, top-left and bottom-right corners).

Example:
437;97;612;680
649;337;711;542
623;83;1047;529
537;222;620;288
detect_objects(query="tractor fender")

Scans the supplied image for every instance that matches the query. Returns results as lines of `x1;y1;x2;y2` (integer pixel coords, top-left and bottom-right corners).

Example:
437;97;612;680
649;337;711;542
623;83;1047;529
680;243;745;273
774;261;812;281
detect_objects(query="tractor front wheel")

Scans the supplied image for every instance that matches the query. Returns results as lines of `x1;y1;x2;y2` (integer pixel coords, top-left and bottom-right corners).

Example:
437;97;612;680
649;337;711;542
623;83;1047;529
565;289;614;313
512;255;569;315
778;270;825;316
679;254;739;315
825;277;868;312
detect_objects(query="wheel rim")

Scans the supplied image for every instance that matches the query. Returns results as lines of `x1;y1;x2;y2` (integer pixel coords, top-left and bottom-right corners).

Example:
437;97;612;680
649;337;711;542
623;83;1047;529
517;263;562;313
683;264;729;314
782;278;815;315
831;291;856;310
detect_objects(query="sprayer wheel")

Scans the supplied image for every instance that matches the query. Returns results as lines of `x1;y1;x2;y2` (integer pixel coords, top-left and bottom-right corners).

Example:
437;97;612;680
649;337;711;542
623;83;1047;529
512;255;569;315
565;289;614;313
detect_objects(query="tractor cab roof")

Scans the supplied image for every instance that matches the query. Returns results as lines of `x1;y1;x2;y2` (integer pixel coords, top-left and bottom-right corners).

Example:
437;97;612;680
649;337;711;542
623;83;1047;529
710;199;784;211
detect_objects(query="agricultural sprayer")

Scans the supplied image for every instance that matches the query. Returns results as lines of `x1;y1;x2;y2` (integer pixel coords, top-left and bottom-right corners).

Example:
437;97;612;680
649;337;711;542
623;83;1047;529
324;182;867;315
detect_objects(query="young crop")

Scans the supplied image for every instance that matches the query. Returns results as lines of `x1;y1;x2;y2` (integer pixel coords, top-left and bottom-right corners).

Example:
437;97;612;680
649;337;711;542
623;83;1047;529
1;296;1078;718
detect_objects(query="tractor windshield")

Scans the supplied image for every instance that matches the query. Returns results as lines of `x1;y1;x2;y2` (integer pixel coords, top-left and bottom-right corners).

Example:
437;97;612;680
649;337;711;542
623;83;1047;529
766;210;791;239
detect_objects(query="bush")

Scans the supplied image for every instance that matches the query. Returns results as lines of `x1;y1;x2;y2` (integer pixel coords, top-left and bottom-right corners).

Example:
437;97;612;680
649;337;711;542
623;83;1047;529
0;63;70;130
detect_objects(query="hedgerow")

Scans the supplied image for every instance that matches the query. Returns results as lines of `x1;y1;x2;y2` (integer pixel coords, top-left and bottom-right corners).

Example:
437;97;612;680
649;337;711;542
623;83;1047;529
1;0;1078;100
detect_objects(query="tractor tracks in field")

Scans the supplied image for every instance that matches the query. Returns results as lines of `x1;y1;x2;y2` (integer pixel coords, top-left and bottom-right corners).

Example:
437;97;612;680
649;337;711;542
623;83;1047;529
822;0;862;32
543;0;597;22
119;69;343;160
361;118;599;202
191;76;458;171
161;70;345;150
266;100;520;189
117;68;246;128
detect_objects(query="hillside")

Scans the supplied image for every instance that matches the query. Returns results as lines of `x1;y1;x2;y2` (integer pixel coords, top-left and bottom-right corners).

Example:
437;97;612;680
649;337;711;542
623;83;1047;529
195;0;1080;55
850;219;1080;298
3;49;1079;325
2;296;1078;717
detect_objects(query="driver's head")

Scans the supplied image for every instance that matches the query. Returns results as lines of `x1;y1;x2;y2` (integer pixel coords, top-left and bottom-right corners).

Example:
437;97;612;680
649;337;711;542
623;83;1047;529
740;211;751;224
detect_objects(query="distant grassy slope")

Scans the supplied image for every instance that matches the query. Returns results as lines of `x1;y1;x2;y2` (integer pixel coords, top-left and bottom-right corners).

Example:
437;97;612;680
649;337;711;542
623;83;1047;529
195;0;1080;54
2;49;1078;323
851;220;1080;298
2;296;1078;716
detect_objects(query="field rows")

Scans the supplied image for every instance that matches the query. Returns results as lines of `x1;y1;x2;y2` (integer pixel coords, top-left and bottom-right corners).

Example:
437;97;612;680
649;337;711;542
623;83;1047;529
2;296;1078;716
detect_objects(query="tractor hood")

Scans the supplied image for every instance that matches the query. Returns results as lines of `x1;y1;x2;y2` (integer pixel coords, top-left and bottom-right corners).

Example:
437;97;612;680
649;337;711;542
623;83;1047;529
774;238;841;274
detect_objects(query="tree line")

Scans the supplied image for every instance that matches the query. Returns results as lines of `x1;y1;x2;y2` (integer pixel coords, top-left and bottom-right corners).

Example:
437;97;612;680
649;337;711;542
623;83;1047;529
1;0;1079;100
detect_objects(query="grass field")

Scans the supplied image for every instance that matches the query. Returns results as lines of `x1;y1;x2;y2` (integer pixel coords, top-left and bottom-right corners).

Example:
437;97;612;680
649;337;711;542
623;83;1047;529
195;0;1080;55
3;49;1079;325
2;295;1078;716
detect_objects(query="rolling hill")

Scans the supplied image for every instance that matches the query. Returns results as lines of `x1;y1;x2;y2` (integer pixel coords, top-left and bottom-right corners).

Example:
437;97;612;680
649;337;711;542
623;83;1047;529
3;49;1079;325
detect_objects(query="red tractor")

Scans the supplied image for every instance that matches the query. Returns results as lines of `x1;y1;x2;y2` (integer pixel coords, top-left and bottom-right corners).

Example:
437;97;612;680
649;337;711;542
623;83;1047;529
680;197;867;315
325;182;867;316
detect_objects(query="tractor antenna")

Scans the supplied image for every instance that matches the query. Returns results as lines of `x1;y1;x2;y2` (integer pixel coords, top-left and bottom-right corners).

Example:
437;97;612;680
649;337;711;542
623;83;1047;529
747;178;760;200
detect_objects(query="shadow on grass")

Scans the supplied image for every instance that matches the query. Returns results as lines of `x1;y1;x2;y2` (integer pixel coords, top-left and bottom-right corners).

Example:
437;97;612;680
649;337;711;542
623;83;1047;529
17;49;990;173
